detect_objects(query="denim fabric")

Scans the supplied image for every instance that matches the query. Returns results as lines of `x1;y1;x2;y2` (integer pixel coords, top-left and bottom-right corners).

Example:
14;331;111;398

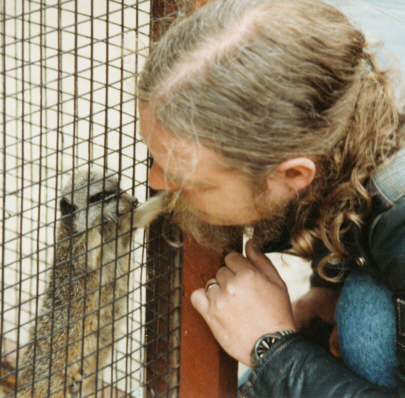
335;268;398;391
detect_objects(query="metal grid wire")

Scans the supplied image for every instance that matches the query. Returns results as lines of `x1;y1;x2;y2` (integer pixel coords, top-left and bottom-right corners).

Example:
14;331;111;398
0;0;181;396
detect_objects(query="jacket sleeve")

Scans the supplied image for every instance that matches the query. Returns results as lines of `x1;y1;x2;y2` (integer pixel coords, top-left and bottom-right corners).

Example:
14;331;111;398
369;199;405;394
239;334;397;398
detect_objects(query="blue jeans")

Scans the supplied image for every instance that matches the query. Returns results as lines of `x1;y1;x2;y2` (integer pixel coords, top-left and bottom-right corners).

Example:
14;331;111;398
335;268;397;391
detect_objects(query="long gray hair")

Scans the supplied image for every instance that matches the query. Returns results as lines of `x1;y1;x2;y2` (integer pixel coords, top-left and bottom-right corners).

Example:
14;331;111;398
138;0;402;277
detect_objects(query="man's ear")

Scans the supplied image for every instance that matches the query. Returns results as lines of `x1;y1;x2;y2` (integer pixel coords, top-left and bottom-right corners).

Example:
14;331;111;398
271;158;316;192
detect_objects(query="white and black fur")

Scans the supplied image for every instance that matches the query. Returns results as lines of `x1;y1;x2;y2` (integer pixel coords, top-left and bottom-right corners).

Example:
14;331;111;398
17;169;165;398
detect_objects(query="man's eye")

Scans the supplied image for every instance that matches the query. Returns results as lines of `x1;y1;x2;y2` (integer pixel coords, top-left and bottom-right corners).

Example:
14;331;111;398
89;191;116;204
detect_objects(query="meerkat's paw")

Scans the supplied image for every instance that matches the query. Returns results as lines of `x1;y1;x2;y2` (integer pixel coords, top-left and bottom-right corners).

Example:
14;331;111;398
104;214;119;224
132;192;167;228
69;371;84;397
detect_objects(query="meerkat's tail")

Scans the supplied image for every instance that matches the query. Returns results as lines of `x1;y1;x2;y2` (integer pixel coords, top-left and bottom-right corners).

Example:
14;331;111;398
132;192;167;228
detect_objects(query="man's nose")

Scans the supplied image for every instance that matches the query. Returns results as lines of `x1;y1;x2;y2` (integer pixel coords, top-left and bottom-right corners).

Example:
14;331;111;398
148;163;179;191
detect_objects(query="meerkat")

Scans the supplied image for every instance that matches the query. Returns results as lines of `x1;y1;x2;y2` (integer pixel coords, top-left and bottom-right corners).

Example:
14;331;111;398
16;169;165;398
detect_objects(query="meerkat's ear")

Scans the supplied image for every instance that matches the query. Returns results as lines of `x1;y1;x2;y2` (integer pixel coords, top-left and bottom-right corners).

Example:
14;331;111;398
60;197;77;216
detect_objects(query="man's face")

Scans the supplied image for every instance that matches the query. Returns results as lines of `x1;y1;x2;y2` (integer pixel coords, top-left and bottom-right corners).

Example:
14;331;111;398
140;104;294;250
140;105;267;225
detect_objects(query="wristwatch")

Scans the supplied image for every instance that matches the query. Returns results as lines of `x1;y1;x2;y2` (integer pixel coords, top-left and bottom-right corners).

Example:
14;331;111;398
250;330;296;368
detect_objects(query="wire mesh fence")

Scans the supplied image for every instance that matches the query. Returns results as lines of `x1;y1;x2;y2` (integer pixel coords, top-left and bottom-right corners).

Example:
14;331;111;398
0;0;182;396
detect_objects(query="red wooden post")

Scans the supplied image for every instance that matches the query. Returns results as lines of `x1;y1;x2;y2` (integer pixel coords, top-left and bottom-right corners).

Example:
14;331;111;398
179;235;238;398
145;224;239;398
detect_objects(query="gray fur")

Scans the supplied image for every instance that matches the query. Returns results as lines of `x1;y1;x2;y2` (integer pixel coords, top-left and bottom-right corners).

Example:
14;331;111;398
17;169;165;398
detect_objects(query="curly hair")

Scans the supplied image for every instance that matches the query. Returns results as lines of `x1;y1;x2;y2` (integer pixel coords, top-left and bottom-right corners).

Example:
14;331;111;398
138;0;403;279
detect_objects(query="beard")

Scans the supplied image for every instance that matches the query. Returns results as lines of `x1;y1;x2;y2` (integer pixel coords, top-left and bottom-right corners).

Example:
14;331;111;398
166;189;294;253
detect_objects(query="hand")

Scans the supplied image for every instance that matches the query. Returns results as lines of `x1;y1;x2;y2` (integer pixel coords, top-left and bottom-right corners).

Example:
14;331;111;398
292;287;341;357
190;239;295;367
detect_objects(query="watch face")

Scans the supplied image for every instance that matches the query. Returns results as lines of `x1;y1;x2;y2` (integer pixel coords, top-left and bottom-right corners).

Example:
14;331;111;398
256;335;277;359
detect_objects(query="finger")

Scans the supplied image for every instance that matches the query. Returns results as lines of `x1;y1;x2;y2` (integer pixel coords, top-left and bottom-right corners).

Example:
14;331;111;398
218;262;235;275
190;288;210;315
223;250;255;273
215;265;234;285
205;277;221;289
204;278;221;299
245;239;285;284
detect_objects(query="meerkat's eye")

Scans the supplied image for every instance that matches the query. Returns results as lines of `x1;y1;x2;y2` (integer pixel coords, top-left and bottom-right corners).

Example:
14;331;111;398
60;197;78;215
89;191;116;204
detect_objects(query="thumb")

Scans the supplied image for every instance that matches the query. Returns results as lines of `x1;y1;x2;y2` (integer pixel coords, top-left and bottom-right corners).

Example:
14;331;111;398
191;288;209;315
245;240;283;282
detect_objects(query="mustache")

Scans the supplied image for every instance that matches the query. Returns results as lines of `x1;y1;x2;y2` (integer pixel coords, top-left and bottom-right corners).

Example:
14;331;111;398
166;191;244;252
166;190;216;218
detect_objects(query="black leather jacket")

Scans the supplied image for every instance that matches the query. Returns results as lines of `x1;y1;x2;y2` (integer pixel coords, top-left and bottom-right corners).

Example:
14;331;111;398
239;147;405;398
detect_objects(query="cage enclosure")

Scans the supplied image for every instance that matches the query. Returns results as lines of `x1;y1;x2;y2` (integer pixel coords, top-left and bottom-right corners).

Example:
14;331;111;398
0;0;239;396
0;0;185;396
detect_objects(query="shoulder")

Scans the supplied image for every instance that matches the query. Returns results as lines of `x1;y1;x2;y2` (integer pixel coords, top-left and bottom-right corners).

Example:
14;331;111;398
366;148;405;290
369;147;405;212
368;146;405;245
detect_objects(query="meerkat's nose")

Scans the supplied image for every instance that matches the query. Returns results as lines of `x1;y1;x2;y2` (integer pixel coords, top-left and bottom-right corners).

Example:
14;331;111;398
128;197;139;207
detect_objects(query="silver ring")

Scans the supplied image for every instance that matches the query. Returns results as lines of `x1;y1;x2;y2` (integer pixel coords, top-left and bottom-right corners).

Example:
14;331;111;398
205;282;220;297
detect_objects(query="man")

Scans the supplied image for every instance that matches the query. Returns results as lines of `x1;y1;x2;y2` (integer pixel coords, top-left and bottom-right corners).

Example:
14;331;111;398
138;0;405;396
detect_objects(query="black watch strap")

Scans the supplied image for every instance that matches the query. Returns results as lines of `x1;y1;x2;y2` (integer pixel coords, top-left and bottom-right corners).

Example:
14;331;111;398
250;330;296;368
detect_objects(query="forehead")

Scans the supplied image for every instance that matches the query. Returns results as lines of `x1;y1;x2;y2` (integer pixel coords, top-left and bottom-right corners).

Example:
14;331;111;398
139;104;227;181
